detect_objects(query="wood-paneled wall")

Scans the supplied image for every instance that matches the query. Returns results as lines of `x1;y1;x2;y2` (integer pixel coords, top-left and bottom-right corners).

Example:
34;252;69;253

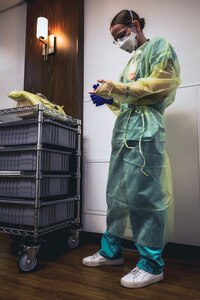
24;0;84;119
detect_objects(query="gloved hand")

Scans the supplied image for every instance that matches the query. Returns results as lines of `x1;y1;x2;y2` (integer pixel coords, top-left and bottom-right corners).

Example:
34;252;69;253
90;83;113;106
90;94;113;107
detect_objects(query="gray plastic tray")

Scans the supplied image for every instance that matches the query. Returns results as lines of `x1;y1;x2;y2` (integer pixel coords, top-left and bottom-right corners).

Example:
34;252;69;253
0;199;77;227
0;148;76;172
0;119;77;149
0;175;77;200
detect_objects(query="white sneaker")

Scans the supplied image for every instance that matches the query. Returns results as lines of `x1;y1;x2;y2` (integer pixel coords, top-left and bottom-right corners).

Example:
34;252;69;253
121;267;163;288
82;252;124;267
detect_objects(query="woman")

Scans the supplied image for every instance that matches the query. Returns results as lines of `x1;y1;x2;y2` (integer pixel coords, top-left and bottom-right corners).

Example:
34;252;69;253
83;9;180;289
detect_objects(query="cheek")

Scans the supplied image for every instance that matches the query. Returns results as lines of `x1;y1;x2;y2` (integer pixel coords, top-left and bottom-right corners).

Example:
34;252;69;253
125;28;132;37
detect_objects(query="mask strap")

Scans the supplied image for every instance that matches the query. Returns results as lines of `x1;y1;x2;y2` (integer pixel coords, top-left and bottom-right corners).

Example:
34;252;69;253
129;10;134;28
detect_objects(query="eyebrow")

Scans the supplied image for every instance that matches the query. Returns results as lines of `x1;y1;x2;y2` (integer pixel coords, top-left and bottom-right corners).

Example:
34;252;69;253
115;29;127;40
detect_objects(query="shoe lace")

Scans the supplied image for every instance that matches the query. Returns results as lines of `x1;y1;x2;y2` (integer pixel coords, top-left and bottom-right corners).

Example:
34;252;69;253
92;252;101;259
130;267;143;278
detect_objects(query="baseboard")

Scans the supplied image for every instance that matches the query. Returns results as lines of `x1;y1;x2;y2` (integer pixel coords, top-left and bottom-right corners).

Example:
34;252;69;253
163;242;200;259
80;231;200;260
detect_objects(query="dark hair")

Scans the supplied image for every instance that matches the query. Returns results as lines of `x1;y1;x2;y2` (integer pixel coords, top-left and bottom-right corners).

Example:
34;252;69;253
110;10;145;30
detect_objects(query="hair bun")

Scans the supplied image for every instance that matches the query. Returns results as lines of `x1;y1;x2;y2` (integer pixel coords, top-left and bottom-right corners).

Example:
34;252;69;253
139;18;145;30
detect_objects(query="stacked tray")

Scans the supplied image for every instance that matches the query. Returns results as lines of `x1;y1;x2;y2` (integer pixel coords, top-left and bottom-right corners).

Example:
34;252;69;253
0;199;77;227
0;148;76;173
0;118;77;150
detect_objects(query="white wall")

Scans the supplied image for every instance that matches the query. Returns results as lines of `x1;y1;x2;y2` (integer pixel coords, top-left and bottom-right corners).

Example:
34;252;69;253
83;0;200;246
0;3;26;108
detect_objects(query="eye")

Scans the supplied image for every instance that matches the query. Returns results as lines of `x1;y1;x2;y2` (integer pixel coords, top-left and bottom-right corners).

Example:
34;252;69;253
112;26;130;44
116;31;127;40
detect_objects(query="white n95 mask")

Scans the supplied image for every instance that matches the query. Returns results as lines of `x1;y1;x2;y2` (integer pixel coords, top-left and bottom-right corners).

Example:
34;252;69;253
117;32;138;53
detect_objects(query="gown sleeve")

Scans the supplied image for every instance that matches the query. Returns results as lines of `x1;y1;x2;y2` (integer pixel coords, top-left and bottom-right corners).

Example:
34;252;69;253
95;38;181;107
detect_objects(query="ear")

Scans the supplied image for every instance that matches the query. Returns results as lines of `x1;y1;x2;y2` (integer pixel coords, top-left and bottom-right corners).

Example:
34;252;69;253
133;20;141;33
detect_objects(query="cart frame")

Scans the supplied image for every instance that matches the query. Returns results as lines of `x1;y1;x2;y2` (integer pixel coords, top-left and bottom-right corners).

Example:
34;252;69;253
0;105;82;272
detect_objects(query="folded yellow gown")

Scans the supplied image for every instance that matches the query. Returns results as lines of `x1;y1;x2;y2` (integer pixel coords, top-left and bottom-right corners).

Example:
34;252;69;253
8;90;65;115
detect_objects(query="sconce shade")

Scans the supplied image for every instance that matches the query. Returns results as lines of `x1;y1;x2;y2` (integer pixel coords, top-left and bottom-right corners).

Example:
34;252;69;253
36;17;48;40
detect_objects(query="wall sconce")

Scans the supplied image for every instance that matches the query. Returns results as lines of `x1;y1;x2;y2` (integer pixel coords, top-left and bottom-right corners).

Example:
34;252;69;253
36;17;55;61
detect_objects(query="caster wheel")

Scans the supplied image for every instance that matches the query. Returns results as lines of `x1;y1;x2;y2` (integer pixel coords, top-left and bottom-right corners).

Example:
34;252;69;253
17;253;38;273
67;235;79;249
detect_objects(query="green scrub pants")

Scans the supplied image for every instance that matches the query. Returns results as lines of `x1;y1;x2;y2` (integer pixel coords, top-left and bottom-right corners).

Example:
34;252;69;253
99;230;164;275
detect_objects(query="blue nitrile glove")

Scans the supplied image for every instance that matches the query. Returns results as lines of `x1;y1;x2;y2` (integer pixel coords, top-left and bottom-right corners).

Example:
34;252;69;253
90;94;113;107
93;83;100;90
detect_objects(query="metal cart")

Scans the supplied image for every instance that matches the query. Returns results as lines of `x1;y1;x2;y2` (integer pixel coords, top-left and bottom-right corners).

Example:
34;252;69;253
0;105;81;272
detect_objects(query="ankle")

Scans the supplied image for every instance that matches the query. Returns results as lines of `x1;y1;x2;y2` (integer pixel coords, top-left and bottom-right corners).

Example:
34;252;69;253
98;250;123;260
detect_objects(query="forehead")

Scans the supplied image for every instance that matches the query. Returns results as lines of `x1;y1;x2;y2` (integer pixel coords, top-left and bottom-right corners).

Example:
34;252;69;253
110;23;127;38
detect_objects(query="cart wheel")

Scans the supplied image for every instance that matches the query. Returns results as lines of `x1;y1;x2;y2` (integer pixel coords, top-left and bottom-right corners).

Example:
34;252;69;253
67;235;79;249
17;253;38;273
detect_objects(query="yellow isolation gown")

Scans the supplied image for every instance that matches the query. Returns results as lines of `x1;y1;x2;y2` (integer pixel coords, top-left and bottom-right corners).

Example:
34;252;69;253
95;37;181;247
